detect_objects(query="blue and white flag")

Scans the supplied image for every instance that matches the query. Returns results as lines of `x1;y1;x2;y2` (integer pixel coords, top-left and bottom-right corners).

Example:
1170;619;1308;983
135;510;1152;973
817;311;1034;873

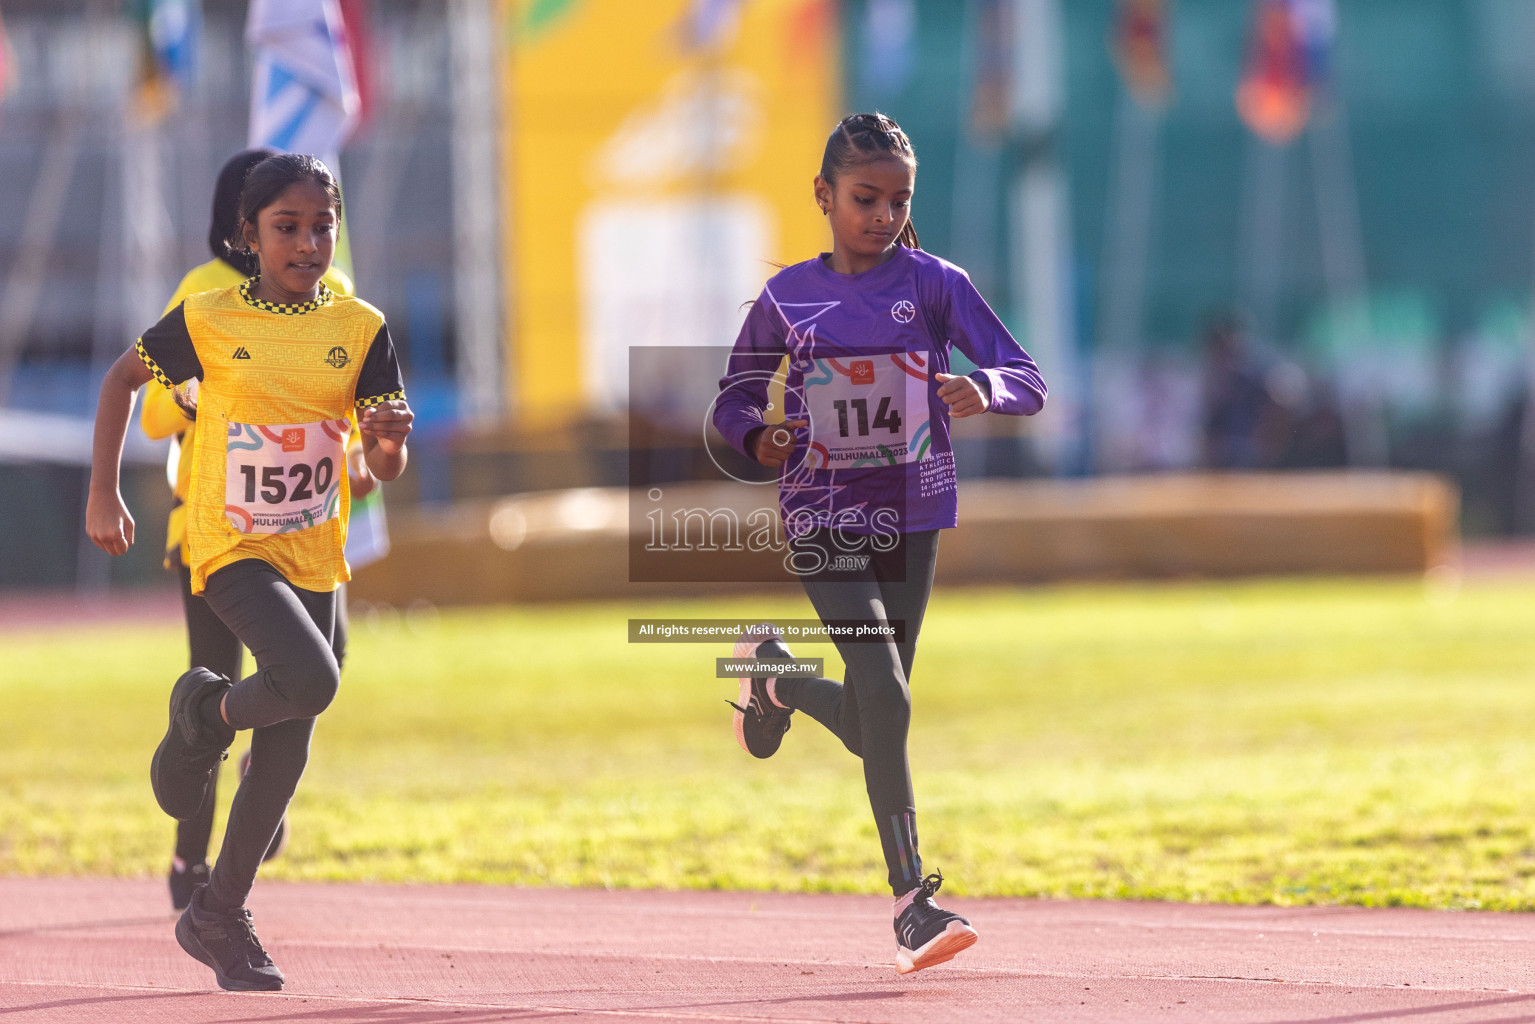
147;0;200;89
246;0;359;168
132;0;200;118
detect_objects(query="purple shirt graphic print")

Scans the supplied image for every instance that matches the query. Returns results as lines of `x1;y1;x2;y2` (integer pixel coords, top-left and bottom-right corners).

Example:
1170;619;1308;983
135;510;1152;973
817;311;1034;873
714;246;1047;535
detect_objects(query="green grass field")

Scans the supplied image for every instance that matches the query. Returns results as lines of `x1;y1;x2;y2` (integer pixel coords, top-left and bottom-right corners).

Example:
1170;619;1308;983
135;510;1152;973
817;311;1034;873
5;576;1535;909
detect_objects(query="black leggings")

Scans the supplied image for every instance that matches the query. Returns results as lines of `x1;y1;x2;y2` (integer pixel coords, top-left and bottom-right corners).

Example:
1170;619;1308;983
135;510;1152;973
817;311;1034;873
198;558;341;911
776;529;940;895
174;570;349;867
174;566;243;867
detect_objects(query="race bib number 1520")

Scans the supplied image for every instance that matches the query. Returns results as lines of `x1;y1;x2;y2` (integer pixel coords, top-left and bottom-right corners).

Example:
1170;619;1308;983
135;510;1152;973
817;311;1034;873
225;419;349;534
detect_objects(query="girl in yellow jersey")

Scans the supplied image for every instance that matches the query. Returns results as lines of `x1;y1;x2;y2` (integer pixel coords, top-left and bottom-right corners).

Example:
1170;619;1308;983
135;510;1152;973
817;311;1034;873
139;147;359;911
87;154;412;992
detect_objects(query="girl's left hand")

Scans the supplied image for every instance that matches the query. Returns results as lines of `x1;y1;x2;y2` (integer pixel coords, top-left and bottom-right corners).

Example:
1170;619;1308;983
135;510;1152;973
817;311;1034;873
359;400;414;454
172;378;200;419
935;372;989;418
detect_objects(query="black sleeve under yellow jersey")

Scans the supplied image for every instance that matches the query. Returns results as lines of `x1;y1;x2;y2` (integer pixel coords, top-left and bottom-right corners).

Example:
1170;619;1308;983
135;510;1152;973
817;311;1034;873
136;303;204;387
354;323;405;409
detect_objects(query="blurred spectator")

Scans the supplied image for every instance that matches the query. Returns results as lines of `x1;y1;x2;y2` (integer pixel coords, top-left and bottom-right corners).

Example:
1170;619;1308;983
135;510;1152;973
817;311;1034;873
1197;312;1349;472
1275;378;1347;470
1199;313;1278;469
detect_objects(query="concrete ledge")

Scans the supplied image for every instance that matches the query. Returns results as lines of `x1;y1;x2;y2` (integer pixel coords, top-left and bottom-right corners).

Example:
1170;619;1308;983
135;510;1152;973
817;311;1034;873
349;472;1458;607
945;472;1458;583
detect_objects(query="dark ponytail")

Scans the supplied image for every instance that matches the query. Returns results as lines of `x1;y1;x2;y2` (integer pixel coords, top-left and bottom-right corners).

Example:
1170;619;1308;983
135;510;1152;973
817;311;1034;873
209;147;279;274
225;153;344;273
820;112;921;249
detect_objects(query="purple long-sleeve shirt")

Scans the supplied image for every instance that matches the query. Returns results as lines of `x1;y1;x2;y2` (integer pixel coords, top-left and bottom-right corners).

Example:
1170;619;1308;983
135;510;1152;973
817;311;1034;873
714;246;1047;535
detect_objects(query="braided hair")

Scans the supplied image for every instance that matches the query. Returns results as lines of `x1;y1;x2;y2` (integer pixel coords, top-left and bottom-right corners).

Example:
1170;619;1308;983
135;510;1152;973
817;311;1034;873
820;112;920;250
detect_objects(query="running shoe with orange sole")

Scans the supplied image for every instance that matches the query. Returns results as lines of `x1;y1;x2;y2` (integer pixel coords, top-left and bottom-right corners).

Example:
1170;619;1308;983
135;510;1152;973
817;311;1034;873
727;623;794;758
895;871;979;974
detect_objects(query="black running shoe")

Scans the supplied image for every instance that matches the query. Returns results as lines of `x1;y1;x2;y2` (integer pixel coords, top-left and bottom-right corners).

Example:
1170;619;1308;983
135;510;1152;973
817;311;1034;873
894;871;979;974
168;861;209;912
176;885;285;992
151;669;233;821
237;749;288;862
727;623;794;758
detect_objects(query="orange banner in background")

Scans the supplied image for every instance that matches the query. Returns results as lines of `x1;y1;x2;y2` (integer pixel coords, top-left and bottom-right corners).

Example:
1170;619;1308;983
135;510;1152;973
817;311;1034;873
501;0;839;423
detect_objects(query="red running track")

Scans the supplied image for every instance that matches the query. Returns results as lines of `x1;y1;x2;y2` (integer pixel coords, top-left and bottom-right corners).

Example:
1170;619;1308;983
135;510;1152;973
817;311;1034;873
1;878;1532;1023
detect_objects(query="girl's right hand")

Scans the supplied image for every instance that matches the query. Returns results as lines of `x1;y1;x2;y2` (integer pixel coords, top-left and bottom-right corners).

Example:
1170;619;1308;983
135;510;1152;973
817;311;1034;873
752;419;808;468
86;489;135;556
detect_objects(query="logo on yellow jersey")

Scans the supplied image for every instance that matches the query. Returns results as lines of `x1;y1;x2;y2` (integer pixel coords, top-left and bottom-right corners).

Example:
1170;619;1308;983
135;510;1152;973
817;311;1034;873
325;346;350;368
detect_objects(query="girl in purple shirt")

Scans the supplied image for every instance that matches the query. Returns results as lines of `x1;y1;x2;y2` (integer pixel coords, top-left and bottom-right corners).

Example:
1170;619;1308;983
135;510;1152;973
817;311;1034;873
714;113;1046;973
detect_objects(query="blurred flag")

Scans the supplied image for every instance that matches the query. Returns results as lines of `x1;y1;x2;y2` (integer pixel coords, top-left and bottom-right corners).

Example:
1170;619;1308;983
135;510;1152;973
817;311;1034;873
513;0;584;43
0;10;13;119
246;0;360;165
336;0;374;135
859;0;916;97
1112;0;1170;108
0;6;14;95
132;0;201;121
968;0;1011;138
1290;0;1336;89
1236;0;1334;144
678;0;743;51
786;0;835;69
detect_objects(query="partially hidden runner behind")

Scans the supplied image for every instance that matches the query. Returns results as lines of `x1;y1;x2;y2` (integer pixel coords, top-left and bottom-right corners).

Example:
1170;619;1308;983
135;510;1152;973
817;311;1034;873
713;113;1047;974
140;146;361;911
87;153;412;992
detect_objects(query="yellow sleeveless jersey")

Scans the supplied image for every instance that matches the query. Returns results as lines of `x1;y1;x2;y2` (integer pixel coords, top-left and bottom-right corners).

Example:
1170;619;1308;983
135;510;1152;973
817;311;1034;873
136;278;403;594
139;260;354;570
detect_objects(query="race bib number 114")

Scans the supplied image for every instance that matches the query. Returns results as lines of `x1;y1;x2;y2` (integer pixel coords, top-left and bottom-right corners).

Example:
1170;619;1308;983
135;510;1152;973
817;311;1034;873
801;353;931;469
225;419;349;534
